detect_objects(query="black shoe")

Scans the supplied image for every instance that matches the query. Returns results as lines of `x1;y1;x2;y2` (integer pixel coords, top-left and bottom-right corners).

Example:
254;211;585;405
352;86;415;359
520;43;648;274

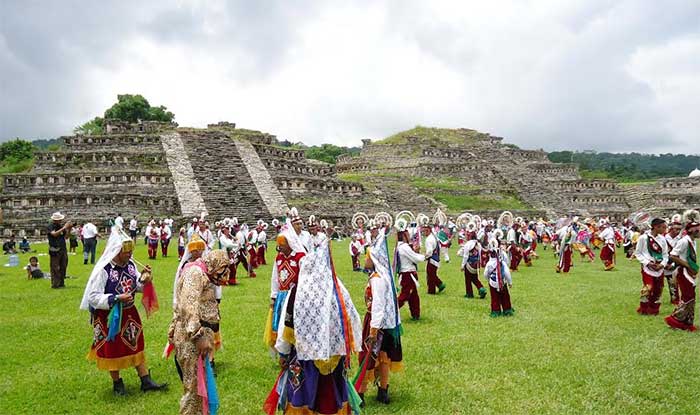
359;393;365;408
83;259;88;265
140;371;167;392
113;378;127;396
376;385;390;404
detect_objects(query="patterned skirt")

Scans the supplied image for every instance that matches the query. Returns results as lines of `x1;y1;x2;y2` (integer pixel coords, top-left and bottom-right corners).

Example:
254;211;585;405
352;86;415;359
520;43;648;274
87;304;145;371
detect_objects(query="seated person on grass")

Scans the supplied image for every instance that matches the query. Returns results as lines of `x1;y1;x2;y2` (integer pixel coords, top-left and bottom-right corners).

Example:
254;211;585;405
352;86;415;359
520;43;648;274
26;256;47;279
19;237;31;253
3;236;17;254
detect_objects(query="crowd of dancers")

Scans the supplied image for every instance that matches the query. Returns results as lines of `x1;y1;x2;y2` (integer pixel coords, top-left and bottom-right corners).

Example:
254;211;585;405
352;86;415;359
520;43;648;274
78;205;699;414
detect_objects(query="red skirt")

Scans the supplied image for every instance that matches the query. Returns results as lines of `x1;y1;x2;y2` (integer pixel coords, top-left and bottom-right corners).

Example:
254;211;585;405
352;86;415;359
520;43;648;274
88;304;145;371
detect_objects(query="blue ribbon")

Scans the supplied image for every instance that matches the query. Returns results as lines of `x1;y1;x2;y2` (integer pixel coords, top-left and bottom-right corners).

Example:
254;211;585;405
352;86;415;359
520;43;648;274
106;302;122;342
204;355;219;415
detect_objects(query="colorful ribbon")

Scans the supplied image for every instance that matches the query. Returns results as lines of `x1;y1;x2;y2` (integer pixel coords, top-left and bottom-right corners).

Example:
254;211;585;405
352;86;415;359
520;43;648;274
106;301;122;342
197;354;219;415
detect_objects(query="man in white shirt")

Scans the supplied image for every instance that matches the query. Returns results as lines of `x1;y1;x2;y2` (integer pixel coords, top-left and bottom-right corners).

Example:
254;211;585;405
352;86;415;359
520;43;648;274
634;218;668;315
160;222;172;258
422;224;446;294
128;216;138;239
256;222;268;265
114;213;124;230
598;220;617;271
219;226;239;285
81;221;101;265
664;211;700;331
396;227;425;319
484;241;514;317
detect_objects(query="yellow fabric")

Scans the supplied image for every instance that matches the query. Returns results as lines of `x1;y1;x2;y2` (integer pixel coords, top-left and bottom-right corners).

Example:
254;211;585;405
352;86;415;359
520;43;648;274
313;356;341;375
263;308;276;347
365;361;404;383
187;233;206;251
87;349;145;371
213;331;222;351
284;402;349;415
281;326;296;346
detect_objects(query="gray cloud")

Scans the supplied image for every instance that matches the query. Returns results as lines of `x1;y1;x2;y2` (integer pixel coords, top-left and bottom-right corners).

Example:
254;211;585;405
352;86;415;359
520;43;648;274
1;0;698;154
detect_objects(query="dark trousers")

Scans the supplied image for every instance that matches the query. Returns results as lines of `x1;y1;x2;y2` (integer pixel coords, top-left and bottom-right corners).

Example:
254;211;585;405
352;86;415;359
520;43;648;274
50;250;68;288
83;237;97;264
490;286;512;312
398;272;420;319
426;262;443;294
464;269;484;296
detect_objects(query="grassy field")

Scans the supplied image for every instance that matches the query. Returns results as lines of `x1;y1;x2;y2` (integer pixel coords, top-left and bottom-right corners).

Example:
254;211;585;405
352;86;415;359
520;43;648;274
1;239;699;414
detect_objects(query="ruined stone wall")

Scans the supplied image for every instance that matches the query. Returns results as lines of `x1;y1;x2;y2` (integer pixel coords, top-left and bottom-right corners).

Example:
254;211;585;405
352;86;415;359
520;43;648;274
1;130;179;238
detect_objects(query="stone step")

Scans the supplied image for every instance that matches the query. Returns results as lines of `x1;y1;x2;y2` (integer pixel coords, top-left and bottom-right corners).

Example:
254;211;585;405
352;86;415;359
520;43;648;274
234;139;289;217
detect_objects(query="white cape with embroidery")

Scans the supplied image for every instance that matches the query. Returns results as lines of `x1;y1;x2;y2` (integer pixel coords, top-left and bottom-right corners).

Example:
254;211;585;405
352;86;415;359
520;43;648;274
276;234;362;361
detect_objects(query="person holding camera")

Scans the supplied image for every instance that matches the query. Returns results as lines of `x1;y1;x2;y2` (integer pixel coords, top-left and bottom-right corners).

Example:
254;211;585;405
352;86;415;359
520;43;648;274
48;211;71;288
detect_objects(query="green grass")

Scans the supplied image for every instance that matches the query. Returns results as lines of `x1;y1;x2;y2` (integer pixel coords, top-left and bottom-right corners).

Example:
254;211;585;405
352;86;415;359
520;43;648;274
411;177;474;192
374;126;493;146
433;192;529;211
1;240;699;414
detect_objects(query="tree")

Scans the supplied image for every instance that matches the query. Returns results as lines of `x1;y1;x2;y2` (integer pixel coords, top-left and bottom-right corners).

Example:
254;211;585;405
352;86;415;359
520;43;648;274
305;144;360;164
103;94;174;123
0;139;36;174
0;139;35;162
74;117;104;135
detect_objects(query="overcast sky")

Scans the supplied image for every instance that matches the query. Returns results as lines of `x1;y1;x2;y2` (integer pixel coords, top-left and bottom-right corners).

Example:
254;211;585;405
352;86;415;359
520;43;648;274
1;1;698;153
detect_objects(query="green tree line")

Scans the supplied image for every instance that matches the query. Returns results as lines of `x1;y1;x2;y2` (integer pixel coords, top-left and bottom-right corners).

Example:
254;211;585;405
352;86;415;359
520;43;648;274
74;94;175;135
548;151;699;181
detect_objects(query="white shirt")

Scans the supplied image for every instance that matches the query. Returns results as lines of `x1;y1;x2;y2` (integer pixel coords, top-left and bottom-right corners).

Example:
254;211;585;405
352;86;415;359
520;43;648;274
484;256;512;290
82;222;98;239
369;275;389;329
114;216;124;229
507;228;517;243
600;227;615;244
424;233;440;267
349;240;362;256
128;219;137;231
161;226;172;239
396;241;425;273
671;235;697;283
219;233;238;253
634;232;669;277
257;230;267;244
197;229;215;250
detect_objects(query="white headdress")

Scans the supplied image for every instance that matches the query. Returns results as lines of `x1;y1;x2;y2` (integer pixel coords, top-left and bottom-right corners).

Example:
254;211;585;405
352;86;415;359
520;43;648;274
351;212;369;229
80;227;134;311
433;208;447;226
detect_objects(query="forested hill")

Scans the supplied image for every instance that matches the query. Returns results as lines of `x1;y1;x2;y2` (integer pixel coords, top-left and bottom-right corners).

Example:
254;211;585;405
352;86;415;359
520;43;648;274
548;151;699;182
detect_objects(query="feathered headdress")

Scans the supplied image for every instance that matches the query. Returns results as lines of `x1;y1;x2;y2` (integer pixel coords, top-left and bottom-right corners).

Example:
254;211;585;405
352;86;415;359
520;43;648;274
417;213;430;228
351;212;369;229
307;215;318;227
394;210;415;225
433;208;447;226
374;212;393;228
682;209;700;231
288;207;302;224
497;211;513;229
670;213;682;225
456;212;472;229
395;217;409;232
